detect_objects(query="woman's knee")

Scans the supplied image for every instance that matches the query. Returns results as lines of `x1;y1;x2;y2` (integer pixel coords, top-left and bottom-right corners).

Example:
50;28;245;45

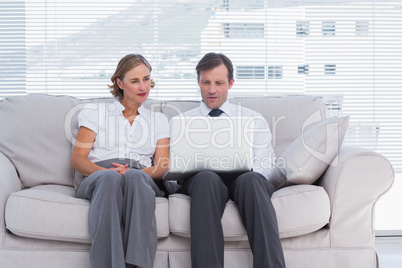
94;170;121;186
86;170;122;197
121;169;152;188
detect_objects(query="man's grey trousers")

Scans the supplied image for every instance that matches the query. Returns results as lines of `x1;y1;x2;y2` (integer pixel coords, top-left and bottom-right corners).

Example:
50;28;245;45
178;171;286;268
75;161;164;268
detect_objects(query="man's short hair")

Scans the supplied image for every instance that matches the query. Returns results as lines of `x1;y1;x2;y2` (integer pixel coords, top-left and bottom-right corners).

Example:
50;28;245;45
196;52;234;82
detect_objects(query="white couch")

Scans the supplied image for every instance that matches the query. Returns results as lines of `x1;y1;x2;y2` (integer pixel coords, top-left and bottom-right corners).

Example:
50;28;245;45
0;94;394;268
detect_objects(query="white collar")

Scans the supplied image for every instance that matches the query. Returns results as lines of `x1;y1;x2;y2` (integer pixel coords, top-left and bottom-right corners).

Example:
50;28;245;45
200;100;232;117
114;100;145;115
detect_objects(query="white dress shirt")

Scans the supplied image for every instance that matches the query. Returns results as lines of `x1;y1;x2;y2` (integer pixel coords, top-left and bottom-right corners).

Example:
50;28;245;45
78;100;170;168
164;100;276;194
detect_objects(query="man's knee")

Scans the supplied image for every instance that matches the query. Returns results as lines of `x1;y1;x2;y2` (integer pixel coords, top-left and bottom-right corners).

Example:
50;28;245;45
191;171;223;188
236;172;274;197
237;172;266;190
185;171;229;200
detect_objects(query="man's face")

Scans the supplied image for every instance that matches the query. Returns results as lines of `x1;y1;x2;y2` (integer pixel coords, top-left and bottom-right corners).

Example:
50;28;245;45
198;64;234;109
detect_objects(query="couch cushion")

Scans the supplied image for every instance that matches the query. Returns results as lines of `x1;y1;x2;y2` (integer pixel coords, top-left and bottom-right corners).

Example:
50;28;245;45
0;94;80;187
5;185;169;243
270;115;350;189
272;185;330;238
169;184;330;240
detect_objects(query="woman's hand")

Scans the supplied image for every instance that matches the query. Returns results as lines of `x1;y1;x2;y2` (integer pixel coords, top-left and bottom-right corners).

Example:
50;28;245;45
141;138;170;180
110;163;130;175
71;126;101;177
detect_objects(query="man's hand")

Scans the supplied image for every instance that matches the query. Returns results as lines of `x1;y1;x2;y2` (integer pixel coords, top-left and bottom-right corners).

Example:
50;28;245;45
110;163;130;175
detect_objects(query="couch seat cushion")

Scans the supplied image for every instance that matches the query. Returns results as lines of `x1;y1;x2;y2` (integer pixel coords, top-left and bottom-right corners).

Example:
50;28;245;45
169;184;330;240
5;184;169;243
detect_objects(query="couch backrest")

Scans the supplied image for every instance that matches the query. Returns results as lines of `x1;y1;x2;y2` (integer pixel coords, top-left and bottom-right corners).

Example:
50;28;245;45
0;94;80;188
160;100;200;119
0;94;327;188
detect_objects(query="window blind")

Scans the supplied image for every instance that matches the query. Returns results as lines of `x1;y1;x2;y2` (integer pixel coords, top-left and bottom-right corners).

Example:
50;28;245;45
1;0;402;172
0;1;26;96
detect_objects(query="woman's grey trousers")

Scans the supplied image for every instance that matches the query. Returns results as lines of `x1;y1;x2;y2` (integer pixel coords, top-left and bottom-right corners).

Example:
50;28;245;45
75;161;164;268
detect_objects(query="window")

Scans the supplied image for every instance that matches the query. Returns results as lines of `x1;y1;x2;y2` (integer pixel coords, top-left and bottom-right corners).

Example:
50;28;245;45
296;21;310;36
223;0;229;10
2;0;402;234
267;66;282;79
322;21;336;36
298;65;309;75
325;64;336;75
356;21;369;36
223;23;265;39
236;66;265;79
0;1;26;97
2;2;402;220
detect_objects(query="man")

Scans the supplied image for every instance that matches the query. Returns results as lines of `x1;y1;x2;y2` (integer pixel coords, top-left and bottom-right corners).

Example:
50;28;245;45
167;52;286;268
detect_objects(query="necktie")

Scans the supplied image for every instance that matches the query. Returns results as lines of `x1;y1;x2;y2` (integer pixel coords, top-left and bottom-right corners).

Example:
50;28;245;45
208;109;223;117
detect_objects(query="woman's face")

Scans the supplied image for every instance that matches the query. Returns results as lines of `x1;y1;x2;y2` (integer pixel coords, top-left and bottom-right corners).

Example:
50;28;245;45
117;63;151;104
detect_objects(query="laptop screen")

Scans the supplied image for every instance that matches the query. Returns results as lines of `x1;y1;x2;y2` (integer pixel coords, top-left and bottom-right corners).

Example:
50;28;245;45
166;116;255;179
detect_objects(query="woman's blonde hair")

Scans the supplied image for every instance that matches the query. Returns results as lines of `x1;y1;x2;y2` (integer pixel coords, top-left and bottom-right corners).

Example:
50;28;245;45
108;54;155;99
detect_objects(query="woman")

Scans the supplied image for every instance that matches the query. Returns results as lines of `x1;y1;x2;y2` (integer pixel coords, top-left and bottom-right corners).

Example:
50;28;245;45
71;54;169;268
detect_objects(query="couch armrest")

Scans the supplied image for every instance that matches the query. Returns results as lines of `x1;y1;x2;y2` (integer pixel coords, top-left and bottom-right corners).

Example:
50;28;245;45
316;145;394;248
0;152;22;245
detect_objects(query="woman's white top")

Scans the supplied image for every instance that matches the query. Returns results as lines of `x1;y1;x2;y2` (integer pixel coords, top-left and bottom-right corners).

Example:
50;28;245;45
78;100;170;167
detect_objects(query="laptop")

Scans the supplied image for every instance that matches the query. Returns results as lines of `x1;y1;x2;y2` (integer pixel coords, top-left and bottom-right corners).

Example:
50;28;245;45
163;116;255;181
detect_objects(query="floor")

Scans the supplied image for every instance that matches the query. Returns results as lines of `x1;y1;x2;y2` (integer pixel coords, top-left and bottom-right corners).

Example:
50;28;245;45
375;236;402;268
